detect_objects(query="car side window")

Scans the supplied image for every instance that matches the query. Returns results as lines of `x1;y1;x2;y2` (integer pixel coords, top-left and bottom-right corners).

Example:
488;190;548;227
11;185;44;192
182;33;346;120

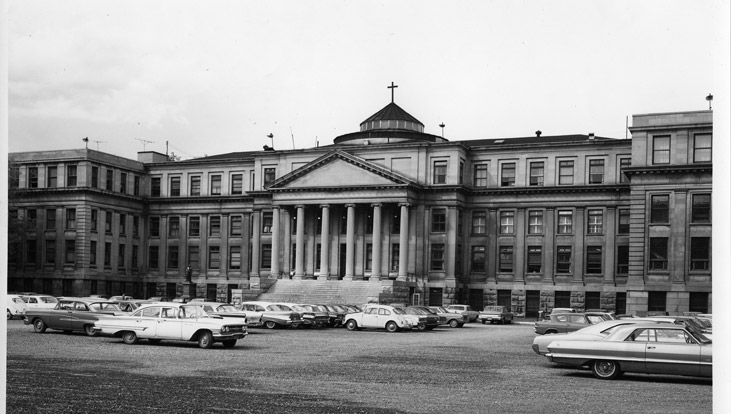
75;303;88;311
570;315;588;323
655;329;688;343
627;328;653;342
29;298;37;304
379;309;391;316
586;315;602;324
365;308;377;315
556;315;568;322
141;307;161;318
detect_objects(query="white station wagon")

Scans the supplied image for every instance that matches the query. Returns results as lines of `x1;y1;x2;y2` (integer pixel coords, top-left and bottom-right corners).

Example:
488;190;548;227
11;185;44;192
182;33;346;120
344;304;414;332
93;303;247;348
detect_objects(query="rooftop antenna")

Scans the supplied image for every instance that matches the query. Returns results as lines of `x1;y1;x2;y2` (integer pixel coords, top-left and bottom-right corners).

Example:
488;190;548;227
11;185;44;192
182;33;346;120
705;93;713;110
290;127;295;149
92;140;106;150
134;138;155;151
82;137;89;149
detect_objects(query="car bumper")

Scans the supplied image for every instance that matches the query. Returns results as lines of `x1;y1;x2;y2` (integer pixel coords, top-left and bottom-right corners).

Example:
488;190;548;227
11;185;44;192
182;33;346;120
213;332;247;341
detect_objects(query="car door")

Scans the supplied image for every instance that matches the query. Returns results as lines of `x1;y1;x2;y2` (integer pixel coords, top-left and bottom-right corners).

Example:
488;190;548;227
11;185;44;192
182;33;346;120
377;308;392;328
49;300;74;330
567;315;589;333
361;307;379;328
644;328;701;376
155;306;184;339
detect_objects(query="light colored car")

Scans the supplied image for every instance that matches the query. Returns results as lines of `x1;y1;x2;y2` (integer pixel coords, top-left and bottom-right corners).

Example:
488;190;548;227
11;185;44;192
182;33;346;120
344;304;414;332
534;312;612;335
239;301;304;329
7;294;28;320
92;303;247;348
22;295;59;310
427;306;467;328
24;297;124;336
445;304;479;322
478;306;514;325
546;323;712;380
192;301;248;324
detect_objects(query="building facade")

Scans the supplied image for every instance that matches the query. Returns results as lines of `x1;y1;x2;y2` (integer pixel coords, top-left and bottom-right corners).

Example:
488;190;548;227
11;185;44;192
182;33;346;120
7;101;713;316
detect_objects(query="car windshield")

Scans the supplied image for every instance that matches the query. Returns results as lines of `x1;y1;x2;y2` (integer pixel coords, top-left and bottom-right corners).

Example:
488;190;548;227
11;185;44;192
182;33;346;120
392;308;406;315
291;305;311;312
12;298;24;304
216;305;238;312
89;303;122;311
41;297;58;303
269;304;292;312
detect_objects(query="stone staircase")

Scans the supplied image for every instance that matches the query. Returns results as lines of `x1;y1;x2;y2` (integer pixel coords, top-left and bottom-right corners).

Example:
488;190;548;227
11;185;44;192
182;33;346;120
256;279;388;304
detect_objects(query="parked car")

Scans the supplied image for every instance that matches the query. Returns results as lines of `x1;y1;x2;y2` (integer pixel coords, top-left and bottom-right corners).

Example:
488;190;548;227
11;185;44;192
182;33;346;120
445;304;479;322
192;302;248;324
478;306;514;325
401;307;439;331
531;319;672;355
427;306;467;328
545;323;712;380
109;295;134;301
21;295;59;310
317;304;348;327
147;296;171;302
24;297;124;336
344;304;414;332
92;303;247;348
239;301;304;329
7;294;28;320
275;303;330;328
535;313;599;335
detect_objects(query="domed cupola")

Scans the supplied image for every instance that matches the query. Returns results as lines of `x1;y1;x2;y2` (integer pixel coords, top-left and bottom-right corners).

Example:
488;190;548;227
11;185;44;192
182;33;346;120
359;102;425;133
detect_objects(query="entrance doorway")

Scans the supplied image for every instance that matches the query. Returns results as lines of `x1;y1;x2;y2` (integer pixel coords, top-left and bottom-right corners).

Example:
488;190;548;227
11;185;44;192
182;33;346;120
338;243;346;280
526;290;540;318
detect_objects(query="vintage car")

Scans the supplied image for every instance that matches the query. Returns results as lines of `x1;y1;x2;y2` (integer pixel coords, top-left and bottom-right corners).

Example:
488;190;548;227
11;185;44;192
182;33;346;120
478;306;514;324
191;301;248;324
427;306;467;328
7;294;28;320
344;304;414;332
92;303;247;348
21;295;59;310
239;301;303;329
24;297;124;336
532;319;673;355
316;304;348;327
445;304;479;322
111;299;158;313
401;307;439;330
275;303;330;328
534;312;615;335
545;323;712;380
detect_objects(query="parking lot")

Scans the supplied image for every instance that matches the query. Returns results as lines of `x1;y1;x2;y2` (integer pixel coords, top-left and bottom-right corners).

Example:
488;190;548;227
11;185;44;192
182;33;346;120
6;319;712;413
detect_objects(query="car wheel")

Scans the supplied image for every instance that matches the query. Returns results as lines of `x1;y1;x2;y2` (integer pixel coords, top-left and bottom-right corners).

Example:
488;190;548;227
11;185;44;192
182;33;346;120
122;331;138;345
545;329;558;334
198;331;213;349
33;319;47;333
417;323;427;331
148;339;162;345
592;360;621;380
6;310;12;320
265;321;277;329
385;321;399;333
84;325;98;337
449;319;460;328
345;320;358;331
222;340;237;348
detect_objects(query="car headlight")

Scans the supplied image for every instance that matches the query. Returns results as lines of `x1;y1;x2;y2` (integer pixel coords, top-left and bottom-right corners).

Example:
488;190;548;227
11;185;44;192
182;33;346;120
221;326;230;333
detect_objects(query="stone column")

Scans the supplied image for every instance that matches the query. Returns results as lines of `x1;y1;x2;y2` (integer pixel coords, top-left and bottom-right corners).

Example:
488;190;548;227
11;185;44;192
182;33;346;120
294;205;305;280
319;204;330;280
250;211;261;279
544;208;555;283
446;206;457;280
398;203;410;281
371;203;382;281
604;207;616;284
344;204;356;281
271;207;281;278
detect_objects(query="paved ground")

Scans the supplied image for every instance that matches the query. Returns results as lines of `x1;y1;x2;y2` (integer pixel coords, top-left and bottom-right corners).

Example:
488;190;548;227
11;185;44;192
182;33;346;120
5;318;713;413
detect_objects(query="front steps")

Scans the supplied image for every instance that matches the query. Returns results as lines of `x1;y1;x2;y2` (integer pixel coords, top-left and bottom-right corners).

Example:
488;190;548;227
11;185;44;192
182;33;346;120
256;279;403;305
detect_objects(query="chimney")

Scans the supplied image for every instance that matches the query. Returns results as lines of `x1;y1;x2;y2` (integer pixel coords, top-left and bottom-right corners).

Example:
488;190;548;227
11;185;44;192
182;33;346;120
535;130;542;137
588;132;595;140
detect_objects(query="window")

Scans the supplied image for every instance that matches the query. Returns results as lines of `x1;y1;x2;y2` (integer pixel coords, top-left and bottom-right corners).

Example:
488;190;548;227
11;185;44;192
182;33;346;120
499;246;514;273
151;177;161;197
473;164;488;187
262;212;273;234
187;246;200;270
653;136;670;164
433;160;447;184
264;168;276;186
431;244;445;271
66;165;77;187
391;209;401;234
209;216;221;236
208;246;220;269
168;217;180;238
190;176;201;196
501;163;516;187
47;166;58;188
10;166;19;188
647;291;666;312
118;244;126;269
105;211;113;234
364;244;372;271
104;242;111;267
45;240;56;264
619;158;631;183
120;172;127;194
210;175;222;195
90;209;98;231
149;246;159;269
431;209;446;233
91;166;99;188
587;210;603;234
529;162;544;186
169;176;181;197
133;176;140;196
472;211;486;234
168;246;179;269
224;215;241;237
231;174;243;195
46;209;56;230
690;237;710;271
528;210;543;234
65;240;76;263
471;246;486;272
650;195;670;223
105;169;114;191
649;238;668;270
499;211;514;234
132;216;139;236
66;208;76;230
588;159;604;184
88;240;95;265
189;216;201;237
527;246;542;273
230;246;242;270
149;216;160;237
618;209;630;234
691;194;711;223
26;240;37;263
556;246;571;273
459;161;464;185
616;245;629;275
119;213;126;235
558;160;574;185
131;245;138;268
28;166;39;188
689;292;709;313
693;134;712;163
27;209;37;229
390;244;400;271
586;246;602;274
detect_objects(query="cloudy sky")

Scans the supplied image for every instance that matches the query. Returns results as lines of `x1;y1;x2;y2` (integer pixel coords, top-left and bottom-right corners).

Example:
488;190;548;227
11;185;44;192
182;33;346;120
7;0;730;160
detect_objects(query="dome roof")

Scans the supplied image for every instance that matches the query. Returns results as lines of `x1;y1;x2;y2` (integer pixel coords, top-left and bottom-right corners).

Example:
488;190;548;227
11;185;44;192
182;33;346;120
359;102;424;133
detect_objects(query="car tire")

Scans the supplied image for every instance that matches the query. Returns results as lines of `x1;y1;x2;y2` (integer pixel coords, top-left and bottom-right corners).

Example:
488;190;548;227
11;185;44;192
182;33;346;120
592;360;622;380
84;325;98;337
417;323;427;331
545;329;558;334
345;320;358;331
6;310;12;320
385;321;399;333
33;319;47;333
222;340;237;348
148;339;161;345
449;319;460;328
265;321;277;329
198;331;213;349
122;331;138;345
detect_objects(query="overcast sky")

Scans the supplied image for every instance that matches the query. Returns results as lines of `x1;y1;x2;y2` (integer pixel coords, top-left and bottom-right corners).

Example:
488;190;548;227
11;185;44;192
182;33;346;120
7;0;730;160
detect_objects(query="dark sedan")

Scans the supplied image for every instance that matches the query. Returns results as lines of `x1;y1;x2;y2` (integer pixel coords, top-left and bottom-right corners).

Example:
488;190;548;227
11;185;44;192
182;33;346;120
24;297;124;336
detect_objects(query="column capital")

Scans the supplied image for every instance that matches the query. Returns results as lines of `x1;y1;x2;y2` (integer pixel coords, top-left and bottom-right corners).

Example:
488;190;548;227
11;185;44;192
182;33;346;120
295;204;306;210
371;203;382;208
398;202;411;208
319;204;330;209
271;205;281;211
345;203;356;208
